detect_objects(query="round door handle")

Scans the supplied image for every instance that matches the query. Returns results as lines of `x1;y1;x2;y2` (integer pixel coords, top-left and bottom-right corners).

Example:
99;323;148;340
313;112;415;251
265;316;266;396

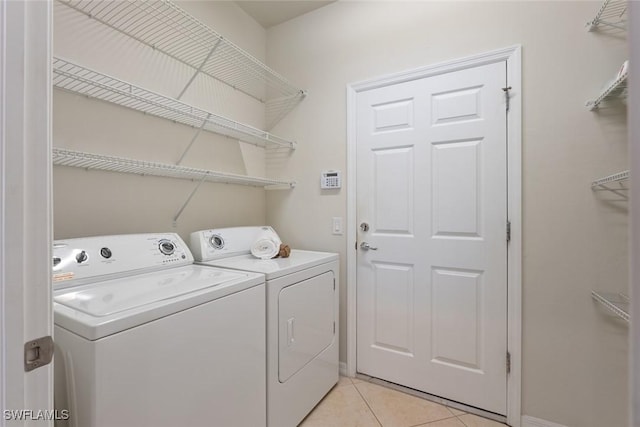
360;242;378;251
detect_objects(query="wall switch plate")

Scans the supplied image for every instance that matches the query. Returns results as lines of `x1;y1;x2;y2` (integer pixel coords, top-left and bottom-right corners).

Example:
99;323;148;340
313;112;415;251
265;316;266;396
332;217;343;235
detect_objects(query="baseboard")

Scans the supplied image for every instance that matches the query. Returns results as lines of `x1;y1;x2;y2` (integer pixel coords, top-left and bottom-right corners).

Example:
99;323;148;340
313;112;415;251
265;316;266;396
339;361;348;376
521;415;568;427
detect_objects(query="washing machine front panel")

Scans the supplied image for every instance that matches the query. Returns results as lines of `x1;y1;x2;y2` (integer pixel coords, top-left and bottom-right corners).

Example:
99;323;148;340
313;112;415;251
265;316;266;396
278;270;335;382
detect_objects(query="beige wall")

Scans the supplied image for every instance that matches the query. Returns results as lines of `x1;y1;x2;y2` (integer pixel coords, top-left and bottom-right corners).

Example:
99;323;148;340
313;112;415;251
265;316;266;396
52;1;270;241
265;2;629;426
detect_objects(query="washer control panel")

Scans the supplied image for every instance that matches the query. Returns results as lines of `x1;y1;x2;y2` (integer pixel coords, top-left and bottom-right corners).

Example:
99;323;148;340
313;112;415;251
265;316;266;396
52;233;193;288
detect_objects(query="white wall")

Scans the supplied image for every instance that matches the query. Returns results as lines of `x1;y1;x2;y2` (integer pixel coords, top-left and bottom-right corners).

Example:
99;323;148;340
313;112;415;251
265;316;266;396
52;1;270;241
266;2;629;426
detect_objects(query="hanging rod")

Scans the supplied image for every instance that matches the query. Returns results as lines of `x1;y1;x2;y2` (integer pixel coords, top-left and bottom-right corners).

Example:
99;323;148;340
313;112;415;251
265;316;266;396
591;170;629;188
586;71;628;110
52;148;296;189
586;0;627;32
53;57;296;150
55;0;306;106
591;291;629;323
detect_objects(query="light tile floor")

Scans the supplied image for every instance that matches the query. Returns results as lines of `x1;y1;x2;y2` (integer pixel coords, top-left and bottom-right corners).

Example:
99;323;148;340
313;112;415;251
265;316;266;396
299;377;508;427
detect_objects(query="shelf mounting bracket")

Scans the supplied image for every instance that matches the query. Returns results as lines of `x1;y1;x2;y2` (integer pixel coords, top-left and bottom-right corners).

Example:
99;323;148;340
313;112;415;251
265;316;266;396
177;38;222;100
173;173;208;225
177;114;211;165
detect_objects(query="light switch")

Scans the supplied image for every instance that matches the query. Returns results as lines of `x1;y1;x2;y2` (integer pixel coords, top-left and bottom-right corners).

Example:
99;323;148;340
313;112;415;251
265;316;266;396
332;217;343;235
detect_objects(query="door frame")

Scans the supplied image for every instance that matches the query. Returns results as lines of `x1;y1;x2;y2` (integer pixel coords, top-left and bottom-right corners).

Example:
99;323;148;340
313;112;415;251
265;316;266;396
346;45;522;427
1;0;54;424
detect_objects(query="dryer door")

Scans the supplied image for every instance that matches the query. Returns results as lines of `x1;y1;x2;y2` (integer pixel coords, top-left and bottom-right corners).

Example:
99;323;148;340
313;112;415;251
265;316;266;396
278;271;335;382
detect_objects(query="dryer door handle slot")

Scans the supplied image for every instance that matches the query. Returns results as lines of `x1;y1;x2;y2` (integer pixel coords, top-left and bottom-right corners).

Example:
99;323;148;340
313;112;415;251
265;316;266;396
287;318;295;346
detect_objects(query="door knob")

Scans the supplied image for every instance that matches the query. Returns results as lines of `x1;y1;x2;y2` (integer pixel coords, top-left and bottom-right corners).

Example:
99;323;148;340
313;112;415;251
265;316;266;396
360;222;369;232
360;242;378;251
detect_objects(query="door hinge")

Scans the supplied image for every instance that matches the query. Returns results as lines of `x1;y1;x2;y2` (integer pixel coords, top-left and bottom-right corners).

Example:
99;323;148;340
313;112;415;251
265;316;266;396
506;220;511;242
506;351;511;374
333;278;336;291
502;86;512;112
333;322;336;334
24;336;54;372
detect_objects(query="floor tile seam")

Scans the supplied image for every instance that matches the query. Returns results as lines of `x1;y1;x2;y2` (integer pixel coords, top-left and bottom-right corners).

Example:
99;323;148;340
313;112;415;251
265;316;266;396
456;415;471;427
353;381;459;427
352;381;384;427
407;413;461;427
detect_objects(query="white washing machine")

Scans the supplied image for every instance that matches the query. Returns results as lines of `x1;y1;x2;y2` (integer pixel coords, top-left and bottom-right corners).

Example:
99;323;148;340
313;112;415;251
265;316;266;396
52;233;266;427
190;227;339;427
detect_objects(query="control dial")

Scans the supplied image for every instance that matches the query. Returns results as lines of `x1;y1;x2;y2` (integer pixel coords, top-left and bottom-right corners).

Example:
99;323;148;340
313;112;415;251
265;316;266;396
100;247;112;259
158;240;176;256
210;234;224;250
76;250;88;263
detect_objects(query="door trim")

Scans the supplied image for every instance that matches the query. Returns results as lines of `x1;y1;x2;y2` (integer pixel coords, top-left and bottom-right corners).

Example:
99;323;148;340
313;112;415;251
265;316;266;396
346;45;522;426
0;0;54;424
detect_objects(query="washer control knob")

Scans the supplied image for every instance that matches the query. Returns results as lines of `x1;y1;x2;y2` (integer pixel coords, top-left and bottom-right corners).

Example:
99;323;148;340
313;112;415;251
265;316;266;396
158;240;175;256
100;247;112;259
76;250;88;263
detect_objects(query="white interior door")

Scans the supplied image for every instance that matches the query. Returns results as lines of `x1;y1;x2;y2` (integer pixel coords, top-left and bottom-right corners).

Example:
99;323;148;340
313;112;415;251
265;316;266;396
1;1;53;425
356;60;508;415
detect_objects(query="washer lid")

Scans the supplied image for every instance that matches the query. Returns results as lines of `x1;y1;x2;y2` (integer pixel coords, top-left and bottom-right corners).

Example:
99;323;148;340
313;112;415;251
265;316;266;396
200;249;338;280
54;265;264;340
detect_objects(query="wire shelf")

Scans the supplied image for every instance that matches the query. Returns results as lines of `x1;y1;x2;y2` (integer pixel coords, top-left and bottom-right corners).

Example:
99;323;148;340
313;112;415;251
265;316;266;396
591;170;629;188
587;0;627;31
592;291;630;323
586;71;628;110
53;57;295;149
52;148;296;189
57;0;305;103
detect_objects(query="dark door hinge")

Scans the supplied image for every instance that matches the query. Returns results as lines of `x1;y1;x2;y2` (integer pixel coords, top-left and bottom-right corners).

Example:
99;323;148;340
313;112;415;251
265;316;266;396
506;220;511;242
506;351;511;374
502;86;512;112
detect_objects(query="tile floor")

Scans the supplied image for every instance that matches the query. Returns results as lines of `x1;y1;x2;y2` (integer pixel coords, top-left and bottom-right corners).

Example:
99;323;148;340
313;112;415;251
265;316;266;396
299;377;508;427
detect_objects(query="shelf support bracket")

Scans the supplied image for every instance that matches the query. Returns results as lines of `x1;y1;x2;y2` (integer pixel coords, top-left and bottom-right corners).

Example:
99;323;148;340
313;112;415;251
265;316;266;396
173;173;208;225
176;38;222;100
177;114;211;165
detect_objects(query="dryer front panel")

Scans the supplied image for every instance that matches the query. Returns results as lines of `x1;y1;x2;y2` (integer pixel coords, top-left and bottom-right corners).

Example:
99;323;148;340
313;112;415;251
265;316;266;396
278;271;335;382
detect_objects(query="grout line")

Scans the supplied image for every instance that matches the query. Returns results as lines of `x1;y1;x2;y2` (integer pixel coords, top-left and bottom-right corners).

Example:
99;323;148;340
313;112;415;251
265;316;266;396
352;382;384;427
456;414;470;427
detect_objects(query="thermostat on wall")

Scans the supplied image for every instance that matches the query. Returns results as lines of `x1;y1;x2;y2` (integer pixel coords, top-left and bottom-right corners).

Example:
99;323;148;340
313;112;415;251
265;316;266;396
321;170;342;189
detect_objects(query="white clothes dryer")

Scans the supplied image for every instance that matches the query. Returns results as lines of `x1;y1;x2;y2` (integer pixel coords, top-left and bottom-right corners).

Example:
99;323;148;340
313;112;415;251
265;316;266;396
190;227;339;427
52;233;266;427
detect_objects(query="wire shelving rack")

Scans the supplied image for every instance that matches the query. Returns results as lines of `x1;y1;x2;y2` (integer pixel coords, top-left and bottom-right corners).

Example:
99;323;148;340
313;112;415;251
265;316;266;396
586;0;627;31
53;57;296;150
53;148;295;189
56;0;306;127
592;291;629;323
586;71;628;110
